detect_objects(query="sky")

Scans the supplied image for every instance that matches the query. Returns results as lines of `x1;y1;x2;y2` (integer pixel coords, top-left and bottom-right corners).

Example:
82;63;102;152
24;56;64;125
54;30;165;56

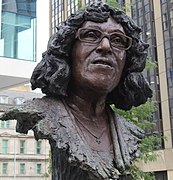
37;0;50;62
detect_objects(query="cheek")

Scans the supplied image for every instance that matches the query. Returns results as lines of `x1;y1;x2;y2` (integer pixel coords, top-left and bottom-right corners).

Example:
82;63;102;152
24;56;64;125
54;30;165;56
115;50;126;61
71;44;88;77
113;50;126;70
71;43;95;69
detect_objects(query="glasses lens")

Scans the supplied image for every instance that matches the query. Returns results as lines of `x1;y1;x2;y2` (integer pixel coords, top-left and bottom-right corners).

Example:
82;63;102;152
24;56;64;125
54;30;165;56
110;33;131;49
77;28;132;50
79;29;101;43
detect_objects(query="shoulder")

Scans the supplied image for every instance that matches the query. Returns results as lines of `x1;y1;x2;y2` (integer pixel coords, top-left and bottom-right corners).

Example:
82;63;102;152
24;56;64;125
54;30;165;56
0;96;65;134
116;113;144;139
111;112;144;171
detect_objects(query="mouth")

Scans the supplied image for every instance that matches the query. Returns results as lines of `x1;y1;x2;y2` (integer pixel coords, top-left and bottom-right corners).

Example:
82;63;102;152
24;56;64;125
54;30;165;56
91;58;113;68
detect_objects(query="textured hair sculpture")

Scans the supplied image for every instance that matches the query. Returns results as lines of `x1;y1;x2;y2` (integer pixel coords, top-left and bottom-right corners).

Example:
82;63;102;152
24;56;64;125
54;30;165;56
31;2;152;110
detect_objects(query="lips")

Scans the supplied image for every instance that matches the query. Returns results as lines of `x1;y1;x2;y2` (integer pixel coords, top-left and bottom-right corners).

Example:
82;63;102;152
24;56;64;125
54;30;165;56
91;58;114;67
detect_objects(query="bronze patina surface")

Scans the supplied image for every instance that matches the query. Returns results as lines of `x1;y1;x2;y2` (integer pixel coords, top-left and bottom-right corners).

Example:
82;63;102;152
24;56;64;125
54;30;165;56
1;2;152;180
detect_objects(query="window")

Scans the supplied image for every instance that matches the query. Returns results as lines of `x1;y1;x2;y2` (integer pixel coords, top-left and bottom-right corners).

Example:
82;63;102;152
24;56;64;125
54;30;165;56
36;164;41;174
1;1;37;61
20;163;25;174
163;13;168;30
0;120;10;128
20;140;25;154
0;120;5;128
2;140;8;154
36;141;41;154
2;163;8;175
6;120;10;128
155;171;167;180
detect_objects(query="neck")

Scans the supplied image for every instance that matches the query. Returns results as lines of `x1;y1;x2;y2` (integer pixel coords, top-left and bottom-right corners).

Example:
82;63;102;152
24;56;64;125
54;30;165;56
66;90;108;122
64;91;112;151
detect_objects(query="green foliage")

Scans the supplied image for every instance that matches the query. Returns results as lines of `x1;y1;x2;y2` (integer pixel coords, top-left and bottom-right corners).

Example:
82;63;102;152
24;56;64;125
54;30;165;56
106;0;130;12
140;135;161;163
43;150;52;178
128;164;155;180
145;58;157;71
77;0;93;10
113;61;160;178
106;0;120;8
112;99;162;180
77;0;84;10
112;100;157;129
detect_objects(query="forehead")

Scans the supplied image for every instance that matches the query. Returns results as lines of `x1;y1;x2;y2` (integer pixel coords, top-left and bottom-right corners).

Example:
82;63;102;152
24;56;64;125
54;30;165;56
82;17;125;33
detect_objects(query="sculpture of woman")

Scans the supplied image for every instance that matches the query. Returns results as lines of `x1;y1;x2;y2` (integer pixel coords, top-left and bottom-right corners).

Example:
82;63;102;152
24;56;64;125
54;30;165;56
1;2;152;180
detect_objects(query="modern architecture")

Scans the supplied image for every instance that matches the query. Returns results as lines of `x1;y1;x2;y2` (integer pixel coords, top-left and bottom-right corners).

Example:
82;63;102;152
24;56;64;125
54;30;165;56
129;0;173;179
0;0;51;179
0;0;50;89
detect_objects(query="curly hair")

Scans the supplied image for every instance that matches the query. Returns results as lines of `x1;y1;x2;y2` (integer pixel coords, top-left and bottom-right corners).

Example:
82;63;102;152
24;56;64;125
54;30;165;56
30;2;152;110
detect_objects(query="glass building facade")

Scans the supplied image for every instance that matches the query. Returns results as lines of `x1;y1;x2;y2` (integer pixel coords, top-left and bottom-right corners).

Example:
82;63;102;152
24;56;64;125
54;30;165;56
51;0;78;34
51;0;100;34
0;0;37;61
160;0;173;144
130;0;173;179
131;0;173;148
131;0;164;146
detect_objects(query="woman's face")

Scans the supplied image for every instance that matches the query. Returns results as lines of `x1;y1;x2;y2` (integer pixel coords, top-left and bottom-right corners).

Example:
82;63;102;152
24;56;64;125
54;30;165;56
70;17;127;94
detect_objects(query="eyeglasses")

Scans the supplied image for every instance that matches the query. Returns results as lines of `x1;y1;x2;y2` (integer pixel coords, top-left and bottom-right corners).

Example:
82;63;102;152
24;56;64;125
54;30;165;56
75;28;132;50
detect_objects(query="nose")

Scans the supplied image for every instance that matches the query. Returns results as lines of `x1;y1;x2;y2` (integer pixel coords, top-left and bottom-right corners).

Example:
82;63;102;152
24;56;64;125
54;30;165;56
96;37;112;54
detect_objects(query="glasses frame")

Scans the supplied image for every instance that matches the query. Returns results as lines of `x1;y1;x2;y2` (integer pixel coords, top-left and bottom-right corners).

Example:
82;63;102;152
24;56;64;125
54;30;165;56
75;28;132;50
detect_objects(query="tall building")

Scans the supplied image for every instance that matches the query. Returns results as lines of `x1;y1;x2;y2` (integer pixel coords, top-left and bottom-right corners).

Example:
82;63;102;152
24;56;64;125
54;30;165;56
129;0;173;179
51;0;98;34
51;0;131;34
0;0;50;89
50;0;173;179
0;0;37;89
0;0;51;179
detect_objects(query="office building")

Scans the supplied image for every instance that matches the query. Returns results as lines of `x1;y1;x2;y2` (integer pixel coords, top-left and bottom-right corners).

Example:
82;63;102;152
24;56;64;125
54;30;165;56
0;90;51;179
128;0;173;180
0;0;50;89
51;0;98;34
0;0;51;179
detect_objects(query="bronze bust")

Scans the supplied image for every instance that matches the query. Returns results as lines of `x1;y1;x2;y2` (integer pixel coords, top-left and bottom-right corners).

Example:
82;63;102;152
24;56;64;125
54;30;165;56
1;2;152;180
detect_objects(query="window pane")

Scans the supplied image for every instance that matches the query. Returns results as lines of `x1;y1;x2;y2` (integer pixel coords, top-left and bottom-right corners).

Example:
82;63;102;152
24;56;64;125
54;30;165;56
0;120;5;128
36;164;41;174
0;1;37;61
2;140;8;154
2;163;8;175
20;163;25;174
155;171;167;180
20;140;25;154
36;141;41;154
6;120;10;128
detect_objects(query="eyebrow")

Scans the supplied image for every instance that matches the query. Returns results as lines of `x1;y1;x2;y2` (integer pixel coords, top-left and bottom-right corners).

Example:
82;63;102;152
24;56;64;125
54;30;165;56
85;25;125;34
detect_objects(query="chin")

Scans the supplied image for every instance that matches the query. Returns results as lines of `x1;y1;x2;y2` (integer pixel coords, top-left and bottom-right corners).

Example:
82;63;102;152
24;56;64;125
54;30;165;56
75;72;119;93
88;79;118;94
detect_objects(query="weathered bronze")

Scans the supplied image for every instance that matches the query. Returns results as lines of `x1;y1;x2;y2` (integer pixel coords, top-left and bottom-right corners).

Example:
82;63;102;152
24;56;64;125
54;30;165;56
1;2;152;180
